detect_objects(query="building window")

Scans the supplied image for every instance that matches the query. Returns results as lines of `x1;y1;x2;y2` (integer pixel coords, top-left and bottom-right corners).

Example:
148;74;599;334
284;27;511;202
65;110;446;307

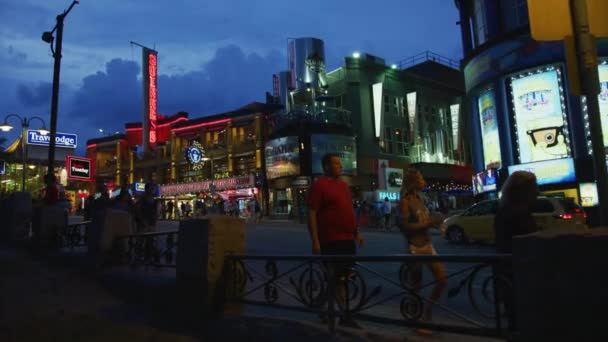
384;95;390;113
394;96;405;117
472;0;488;47
394;128;408;156
380;127;393;154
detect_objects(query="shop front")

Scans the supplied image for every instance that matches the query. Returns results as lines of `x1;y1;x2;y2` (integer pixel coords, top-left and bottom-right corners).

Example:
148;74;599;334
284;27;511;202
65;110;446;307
159;174;258;217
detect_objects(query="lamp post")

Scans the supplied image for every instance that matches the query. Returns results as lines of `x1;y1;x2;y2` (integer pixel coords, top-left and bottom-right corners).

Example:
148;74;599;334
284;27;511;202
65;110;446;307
0;114;49;191
41;0;78;188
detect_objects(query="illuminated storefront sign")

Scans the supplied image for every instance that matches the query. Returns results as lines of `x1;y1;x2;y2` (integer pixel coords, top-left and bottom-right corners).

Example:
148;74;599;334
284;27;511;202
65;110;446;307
372;82;383;138
477;90;501;168
407;92;417;142
472;169;497;195
509;67;570;163
508;158;576;186
160;175;255;196
27;130;77;148
377;191;400;202
385;167;403;192
311;134;357;175
184;140;205;170
579;182;599;207
148;52;158;145
265;136;300;179
135;183;146;192
65;156;94;181
450;103;460;149
142;47;158;152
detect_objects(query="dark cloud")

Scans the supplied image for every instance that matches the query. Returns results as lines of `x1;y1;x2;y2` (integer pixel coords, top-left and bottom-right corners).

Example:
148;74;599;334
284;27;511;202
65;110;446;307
60;45;282;154
69;58;142;127
17;81;52;107
158;44;283;115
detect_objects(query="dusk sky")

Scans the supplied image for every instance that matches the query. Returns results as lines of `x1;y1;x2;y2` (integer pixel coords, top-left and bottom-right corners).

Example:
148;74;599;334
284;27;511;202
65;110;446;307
0;0;462;154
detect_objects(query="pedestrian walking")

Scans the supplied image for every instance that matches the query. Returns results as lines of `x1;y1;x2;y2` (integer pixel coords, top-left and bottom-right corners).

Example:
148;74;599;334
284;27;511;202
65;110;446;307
307;153;364;328
493;171;540;334
382;197;391;230
167;200;174;220
399;168;446;336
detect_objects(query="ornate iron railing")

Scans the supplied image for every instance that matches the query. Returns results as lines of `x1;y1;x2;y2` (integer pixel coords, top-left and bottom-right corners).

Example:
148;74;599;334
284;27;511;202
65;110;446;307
115;230;179;269
59;221;91;250
224;254;511;338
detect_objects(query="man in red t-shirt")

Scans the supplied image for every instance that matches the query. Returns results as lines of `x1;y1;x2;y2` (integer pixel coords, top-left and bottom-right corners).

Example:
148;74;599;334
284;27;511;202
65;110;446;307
308;153;364;327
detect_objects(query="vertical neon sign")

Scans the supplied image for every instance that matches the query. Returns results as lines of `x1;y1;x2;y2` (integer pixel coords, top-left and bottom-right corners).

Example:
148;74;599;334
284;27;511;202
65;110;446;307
148;52;157;145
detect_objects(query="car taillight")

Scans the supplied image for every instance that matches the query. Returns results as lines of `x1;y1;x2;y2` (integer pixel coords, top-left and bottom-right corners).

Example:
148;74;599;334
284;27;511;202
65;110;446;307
559;213;574;220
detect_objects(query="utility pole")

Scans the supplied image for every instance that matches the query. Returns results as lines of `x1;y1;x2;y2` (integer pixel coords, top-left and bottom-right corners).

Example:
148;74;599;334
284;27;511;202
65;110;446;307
43;1;78;186
570;0;608;225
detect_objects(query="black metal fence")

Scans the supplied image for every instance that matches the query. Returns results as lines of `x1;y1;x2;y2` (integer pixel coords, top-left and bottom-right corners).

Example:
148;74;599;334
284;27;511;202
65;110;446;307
58;221;90;249
115;230;179;269
224;254;511;338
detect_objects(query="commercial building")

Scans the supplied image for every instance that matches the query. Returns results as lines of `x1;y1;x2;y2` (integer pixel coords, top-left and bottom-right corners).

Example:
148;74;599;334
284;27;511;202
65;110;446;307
86;102;282;212
266;38;473;221
454;0;608;222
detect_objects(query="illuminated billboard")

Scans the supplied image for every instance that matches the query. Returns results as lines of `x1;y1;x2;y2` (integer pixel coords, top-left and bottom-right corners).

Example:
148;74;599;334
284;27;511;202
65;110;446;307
311;134;357;175
507;158;575;186
472;168;497;195
579;182;599;207
265;136;300;179
142;47;158;153
599;62;608;147
477;90;501;168
510;67;570;163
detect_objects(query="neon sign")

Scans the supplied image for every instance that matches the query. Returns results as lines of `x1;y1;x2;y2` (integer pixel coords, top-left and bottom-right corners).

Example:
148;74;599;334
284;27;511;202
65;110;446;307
148;52;158;145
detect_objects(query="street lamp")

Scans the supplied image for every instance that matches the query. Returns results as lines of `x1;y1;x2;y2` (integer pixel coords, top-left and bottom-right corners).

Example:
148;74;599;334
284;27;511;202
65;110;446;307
41;0;78;189
0;114;48;191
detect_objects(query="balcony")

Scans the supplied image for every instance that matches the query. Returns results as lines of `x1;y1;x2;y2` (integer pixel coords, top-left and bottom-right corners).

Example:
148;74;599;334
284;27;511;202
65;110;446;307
270;106;352;134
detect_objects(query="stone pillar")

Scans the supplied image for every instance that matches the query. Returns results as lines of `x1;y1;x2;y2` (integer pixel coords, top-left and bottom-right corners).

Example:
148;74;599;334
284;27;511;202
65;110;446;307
513;229;607;341
176;216;246;318
116;140;122;186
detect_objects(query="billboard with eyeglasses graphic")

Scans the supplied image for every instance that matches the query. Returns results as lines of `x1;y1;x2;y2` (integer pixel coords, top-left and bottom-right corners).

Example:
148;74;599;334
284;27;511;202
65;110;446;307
510;67;570;163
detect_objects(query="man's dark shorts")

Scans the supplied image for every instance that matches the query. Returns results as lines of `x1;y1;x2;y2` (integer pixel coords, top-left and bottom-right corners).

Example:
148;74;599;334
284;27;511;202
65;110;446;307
321;240;356;279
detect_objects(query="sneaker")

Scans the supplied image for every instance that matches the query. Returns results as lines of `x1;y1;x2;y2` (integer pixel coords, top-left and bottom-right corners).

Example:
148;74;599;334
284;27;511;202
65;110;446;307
338;317;362;329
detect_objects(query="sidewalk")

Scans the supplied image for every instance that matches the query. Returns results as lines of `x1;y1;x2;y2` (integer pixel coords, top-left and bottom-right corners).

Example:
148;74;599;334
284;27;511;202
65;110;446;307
0;244;408;341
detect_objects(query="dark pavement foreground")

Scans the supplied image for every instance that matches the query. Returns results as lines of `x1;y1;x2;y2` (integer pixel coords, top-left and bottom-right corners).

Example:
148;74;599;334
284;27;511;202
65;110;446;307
0;244;408;342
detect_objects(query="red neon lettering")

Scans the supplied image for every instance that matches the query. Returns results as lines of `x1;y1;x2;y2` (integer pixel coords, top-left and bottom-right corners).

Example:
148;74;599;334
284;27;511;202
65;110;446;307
148;53;158;144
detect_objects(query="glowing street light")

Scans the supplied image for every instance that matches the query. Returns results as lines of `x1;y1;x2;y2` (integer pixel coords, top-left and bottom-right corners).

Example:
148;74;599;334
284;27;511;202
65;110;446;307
352;52;361;59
